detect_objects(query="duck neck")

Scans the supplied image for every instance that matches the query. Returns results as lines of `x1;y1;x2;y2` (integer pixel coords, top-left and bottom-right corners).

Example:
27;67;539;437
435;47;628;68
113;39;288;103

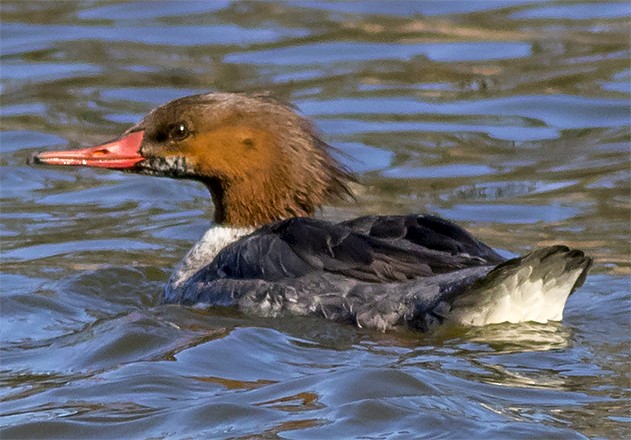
203;176;316;228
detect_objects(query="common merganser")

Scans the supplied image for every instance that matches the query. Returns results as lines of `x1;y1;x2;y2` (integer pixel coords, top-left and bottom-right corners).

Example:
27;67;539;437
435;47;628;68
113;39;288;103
31;92;592;331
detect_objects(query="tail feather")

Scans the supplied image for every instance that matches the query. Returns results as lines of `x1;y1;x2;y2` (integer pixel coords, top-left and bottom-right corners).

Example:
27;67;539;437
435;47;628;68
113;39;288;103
447;245;592;326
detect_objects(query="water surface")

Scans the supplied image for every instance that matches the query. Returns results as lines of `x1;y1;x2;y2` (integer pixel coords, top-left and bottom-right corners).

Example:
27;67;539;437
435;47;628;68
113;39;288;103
1;1;630;439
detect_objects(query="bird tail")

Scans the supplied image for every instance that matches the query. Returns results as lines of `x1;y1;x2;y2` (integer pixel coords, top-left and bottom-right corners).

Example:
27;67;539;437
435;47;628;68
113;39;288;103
447;245;592;327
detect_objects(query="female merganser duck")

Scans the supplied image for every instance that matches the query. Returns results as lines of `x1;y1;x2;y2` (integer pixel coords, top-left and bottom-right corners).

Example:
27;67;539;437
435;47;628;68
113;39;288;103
31;92;591;332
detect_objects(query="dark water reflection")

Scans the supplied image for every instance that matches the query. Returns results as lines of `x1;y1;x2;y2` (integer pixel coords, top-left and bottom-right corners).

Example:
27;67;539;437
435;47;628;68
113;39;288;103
1;1;630;439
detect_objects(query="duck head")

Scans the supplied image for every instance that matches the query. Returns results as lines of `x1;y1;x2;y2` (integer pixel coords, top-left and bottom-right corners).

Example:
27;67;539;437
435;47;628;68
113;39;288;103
32;92;354;227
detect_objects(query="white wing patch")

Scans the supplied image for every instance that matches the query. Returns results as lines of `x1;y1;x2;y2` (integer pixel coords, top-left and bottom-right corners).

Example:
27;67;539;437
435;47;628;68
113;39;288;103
449;263;585;326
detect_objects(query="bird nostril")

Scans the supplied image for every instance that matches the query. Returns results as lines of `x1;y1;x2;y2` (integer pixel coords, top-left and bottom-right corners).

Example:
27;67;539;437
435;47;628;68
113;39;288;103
91;149;109;156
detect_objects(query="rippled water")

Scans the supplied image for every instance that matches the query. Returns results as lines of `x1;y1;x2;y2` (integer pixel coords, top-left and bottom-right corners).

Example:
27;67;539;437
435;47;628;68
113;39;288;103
1;1;630;439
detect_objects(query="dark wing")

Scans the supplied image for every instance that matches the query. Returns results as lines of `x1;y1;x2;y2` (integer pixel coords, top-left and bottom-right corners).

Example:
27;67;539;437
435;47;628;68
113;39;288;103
200;216;504;284
340;214;505;263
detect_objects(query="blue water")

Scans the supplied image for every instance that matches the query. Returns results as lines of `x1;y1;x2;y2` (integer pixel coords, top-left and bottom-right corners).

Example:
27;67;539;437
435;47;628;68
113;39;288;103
1;1;629;439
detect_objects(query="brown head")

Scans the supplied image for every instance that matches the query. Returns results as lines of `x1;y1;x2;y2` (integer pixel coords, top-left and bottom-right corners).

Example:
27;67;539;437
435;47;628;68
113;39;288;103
32;92;355;227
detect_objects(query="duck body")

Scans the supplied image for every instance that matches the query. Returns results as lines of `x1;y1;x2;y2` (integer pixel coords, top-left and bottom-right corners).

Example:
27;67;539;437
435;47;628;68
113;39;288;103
31;92;592;332
164;215;588;331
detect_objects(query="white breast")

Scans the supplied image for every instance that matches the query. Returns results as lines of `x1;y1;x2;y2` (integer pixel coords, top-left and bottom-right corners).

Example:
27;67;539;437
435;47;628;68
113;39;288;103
168;225;254;291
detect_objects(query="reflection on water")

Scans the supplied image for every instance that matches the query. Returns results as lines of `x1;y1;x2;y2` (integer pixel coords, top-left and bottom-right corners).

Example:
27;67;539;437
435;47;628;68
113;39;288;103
1;1;630;439
463;321;573;354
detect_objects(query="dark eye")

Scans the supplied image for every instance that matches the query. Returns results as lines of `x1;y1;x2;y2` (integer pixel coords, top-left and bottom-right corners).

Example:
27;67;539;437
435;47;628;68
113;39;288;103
168;122;189;142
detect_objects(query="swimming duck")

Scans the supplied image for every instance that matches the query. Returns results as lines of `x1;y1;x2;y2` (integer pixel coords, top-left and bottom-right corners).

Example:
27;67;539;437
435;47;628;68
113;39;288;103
31;92;592;331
